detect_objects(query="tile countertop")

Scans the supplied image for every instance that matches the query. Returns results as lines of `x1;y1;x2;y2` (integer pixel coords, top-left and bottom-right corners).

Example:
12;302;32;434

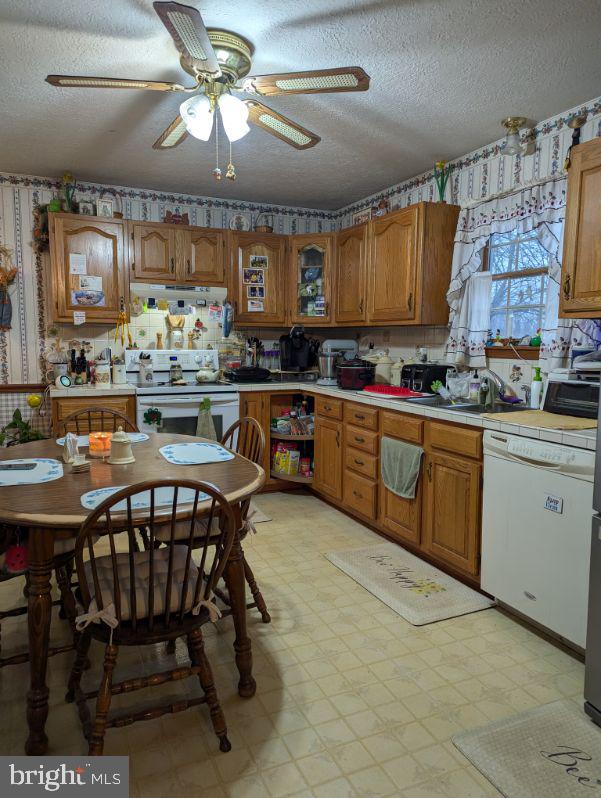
49;384;136;397
235;381;598;452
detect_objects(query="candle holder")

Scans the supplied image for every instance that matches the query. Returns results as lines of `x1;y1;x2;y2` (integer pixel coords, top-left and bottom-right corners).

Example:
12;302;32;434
88;431;112;459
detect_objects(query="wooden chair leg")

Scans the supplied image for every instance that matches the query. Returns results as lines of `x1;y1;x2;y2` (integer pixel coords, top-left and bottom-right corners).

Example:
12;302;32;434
55;565;78;632
188;628;231;753
243;556;271;623
66;628;92;703
88;642;118;756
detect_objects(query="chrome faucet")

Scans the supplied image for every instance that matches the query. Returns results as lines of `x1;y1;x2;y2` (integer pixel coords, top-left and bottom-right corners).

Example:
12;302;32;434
479;368;517;405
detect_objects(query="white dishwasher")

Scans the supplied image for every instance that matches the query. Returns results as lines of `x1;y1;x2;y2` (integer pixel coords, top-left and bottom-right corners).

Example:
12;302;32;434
481;430;595;649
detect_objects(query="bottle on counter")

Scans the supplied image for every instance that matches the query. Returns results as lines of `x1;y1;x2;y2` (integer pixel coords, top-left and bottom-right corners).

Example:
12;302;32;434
469;370;480;402
530;366;543;409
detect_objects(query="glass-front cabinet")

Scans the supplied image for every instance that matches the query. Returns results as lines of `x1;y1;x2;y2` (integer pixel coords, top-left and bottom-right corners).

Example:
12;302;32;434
289;233;334;325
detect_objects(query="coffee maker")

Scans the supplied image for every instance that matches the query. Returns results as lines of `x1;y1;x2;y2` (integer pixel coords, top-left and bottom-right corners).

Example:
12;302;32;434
279;327;319;373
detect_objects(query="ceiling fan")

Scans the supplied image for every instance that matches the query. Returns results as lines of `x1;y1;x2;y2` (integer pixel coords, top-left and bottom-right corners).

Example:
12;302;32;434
46;1;370;178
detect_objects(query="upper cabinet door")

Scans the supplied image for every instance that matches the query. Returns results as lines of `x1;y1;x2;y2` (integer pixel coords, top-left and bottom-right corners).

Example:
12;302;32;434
335;224;367;323
232;232;287;325
49;214;128;324
367;206;419;323
560;137;601;317
289;233;334;325
367;206;419;322
188;228;227;286
132;223;176;282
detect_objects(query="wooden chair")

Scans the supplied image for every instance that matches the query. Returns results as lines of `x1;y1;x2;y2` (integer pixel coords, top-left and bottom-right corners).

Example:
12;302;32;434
67;479;236;756
157;417;270;625
56;406;138;437
0;524;78;668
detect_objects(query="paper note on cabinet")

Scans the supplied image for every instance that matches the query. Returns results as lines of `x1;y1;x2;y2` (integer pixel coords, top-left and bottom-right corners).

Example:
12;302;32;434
73;311;86;325
248;299;264;312
69;253;87;275
79;274;102;291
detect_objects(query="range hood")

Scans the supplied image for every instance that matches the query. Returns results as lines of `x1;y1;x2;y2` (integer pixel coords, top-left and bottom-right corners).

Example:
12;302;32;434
130;282;227;304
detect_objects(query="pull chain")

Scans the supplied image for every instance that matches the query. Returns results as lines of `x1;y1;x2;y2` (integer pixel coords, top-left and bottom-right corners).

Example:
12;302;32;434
226;141;236;181
212;111;222;181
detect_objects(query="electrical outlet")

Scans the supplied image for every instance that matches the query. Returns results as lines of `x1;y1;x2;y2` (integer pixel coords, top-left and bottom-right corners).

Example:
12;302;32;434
382;329;391;344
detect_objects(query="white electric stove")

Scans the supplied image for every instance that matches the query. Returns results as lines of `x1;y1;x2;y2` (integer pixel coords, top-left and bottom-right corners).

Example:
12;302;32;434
125;349;239;439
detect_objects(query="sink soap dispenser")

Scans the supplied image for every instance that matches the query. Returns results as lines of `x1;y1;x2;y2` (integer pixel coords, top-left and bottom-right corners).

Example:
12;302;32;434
530;366;543;409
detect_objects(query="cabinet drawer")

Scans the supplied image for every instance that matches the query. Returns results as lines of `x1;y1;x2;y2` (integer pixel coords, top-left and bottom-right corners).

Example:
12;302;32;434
315;396;343;420
428;421;482;459
345;403;379;430
345;425;379;455
344;470;377;520
344;447;378;480
381;411;424;444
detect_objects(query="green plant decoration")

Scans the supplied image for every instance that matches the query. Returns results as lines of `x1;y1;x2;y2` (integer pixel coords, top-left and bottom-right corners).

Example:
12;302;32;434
433;160;452;202
143;407;162;427
0;409;45;447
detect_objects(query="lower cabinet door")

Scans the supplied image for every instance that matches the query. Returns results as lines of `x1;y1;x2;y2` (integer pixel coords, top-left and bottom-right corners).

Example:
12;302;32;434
344;470;377;521
422;451;481;576
379;480;422;547
314;416;342;501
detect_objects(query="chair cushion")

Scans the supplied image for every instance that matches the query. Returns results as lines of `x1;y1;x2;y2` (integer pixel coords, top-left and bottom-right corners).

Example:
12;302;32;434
155;516;220;543
84;546;203;621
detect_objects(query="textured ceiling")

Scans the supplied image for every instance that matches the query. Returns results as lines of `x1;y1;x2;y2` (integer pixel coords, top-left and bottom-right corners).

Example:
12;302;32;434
1;0;600;209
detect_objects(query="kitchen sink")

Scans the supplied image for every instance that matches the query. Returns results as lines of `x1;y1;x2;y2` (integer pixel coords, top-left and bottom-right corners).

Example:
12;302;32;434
400;396;529;414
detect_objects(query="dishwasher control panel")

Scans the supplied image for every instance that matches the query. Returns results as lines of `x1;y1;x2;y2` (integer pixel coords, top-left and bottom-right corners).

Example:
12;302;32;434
483;430;595;481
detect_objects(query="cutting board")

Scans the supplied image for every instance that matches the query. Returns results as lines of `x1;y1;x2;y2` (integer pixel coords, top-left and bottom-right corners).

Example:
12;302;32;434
481;409;597;430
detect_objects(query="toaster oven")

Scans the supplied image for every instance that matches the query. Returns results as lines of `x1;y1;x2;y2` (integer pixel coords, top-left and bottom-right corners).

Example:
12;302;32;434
401;363;455;393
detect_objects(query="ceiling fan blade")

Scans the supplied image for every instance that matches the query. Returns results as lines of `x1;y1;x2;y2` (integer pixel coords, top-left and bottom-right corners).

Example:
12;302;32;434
46;74;194;91
245;100;320;150
153;115;189;149
241;66;369;96
153;1;221;78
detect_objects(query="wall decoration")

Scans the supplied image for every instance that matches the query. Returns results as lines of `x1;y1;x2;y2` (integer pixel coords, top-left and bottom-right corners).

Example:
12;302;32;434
0;246;17;331
247;285;265;299
96;198;114;217
352;208;372;225
163;210;189;225
433;160;452;202
249;255;268;269
78;201;95;215
243;268;264;285
71;289;105;307
61;172;77;212
229;213;251;231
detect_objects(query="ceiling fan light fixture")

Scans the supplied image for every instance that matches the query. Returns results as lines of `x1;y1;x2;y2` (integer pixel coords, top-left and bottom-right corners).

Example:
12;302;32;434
218;93;250;142
180;94;214;141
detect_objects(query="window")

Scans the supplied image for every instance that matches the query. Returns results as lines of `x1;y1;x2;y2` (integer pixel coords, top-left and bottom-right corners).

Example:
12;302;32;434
485;229;549;340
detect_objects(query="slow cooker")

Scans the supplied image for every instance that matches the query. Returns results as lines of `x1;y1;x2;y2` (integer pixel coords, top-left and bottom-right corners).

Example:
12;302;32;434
337;358;375;390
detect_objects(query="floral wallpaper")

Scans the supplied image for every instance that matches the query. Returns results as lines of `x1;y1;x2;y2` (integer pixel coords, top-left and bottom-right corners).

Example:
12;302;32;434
0;92;600;385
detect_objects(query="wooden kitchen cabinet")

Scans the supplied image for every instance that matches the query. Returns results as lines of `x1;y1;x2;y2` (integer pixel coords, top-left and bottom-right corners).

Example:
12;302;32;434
52;394;136;434
231;231;288;326
47;213;129;324
335;223;368;324
239;390;272;487
131;221;227;287
131;222;176;282
289;233;335;325
422;450;481;577
560;137;601;317
314;415;343;501
366;202;460;326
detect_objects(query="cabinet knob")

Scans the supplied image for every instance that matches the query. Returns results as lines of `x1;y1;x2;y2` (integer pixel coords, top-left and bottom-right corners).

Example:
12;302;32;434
170;257;175;273
355;436;365;444
187;259;191;275
336;429;340;447
355;413;365;420
354;458;364;466
563;274;571;300
359;298;364;314
427;460;432;481
353;490;362;499
407;292;413;311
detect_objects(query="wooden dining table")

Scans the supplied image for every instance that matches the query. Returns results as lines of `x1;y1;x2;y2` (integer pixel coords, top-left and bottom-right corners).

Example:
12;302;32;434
0;432;265;755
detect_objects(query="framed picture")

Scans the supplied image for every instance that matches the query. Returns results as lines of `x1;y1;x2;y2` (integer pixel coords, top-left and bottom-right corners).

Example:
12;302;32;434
352;208;372;225
97;198;114;218
247;285;265;299
243;268;264;285
78;201;95;216
249;254;268;269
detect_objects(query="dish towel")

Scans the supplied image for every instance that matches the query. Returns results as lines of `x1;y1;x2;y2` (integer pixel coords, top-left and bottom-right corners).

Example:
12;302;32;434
381;436;424;499
196;397;217;440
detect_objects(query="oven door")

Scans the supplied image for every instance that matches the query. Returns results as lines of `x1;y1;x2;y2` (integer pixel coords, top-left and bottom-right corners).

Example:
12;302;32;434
137;394;239;439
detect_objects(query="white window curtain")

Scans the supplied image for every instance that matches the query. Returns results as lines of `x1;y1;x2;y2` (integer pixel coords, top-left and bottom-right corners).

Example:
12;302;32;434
444;175;597;370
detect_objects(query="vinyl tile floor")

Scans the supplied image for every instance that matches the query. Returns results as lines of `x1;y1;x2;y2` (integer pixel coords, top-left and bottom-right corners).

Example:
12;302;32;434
0;492;585;797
